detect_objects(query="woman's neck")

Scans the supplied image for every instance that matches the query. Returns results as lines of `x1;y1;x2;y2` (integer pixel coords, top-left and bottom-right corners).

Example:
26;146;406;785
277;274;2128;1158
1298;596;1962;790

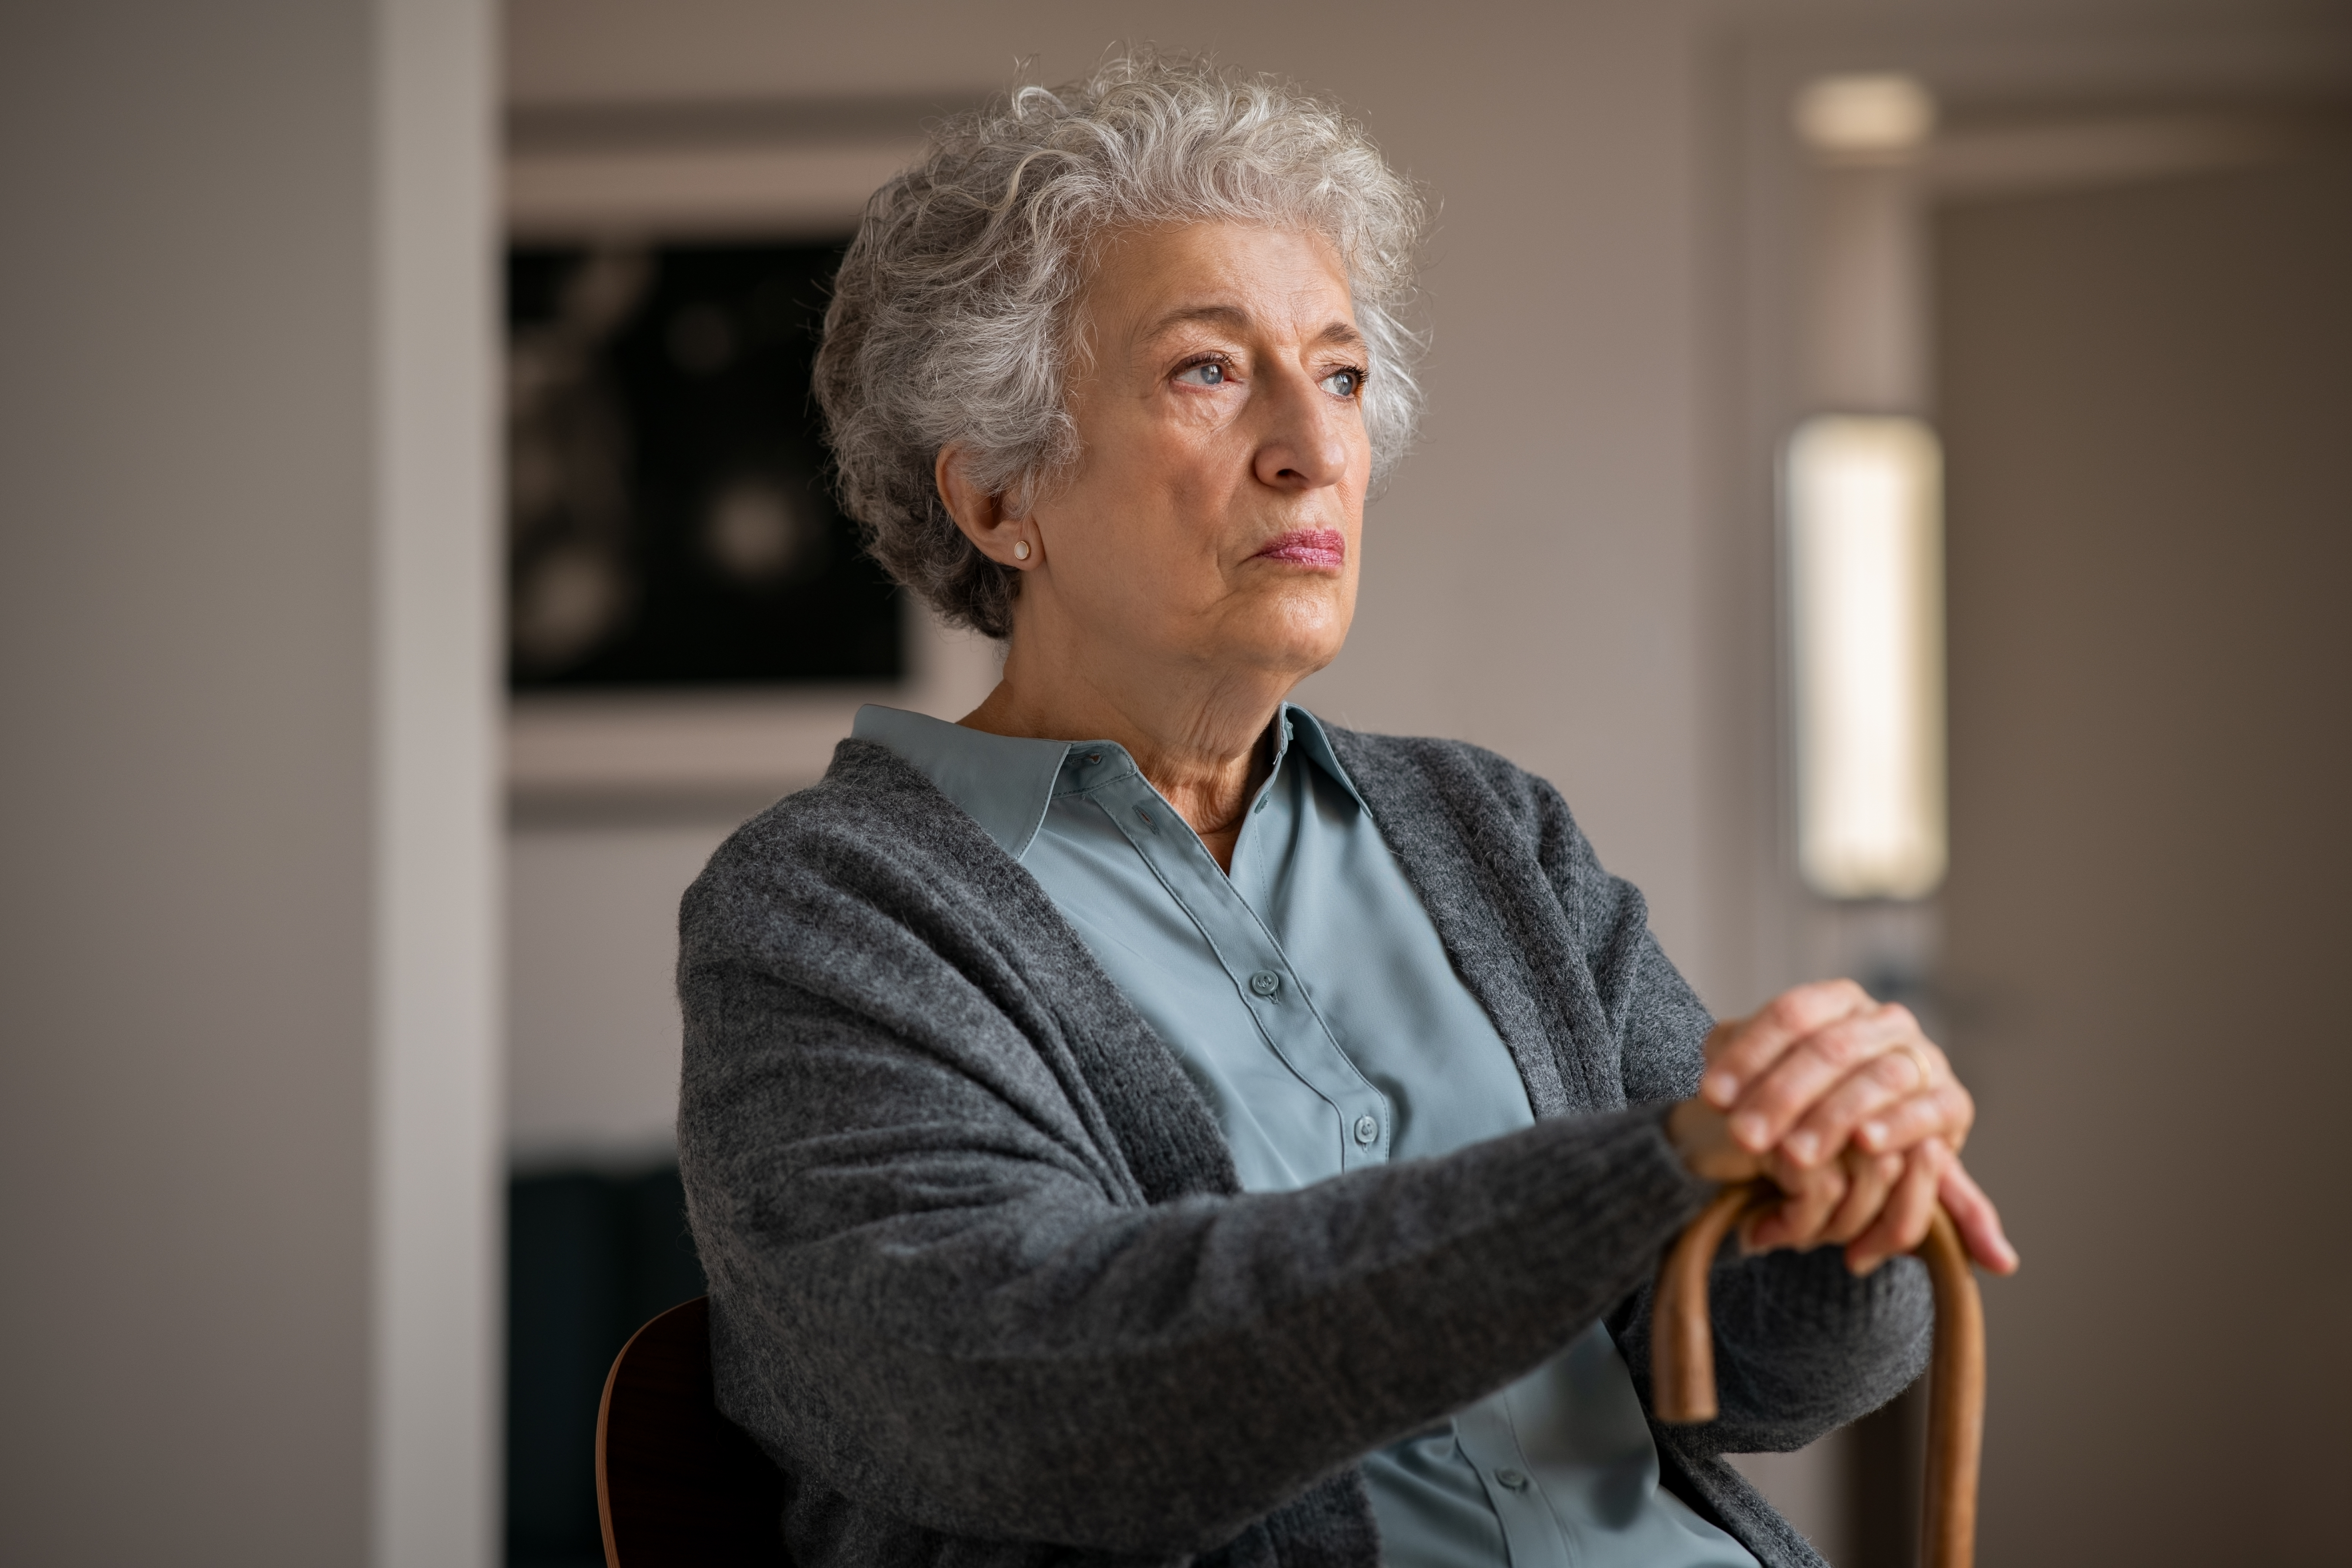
959;637;1293;872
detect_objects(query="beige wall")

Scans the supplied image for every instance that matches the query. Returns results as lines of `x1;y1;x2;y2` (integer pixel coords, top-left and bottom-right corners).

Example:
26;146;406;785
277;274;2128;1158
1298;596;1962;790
0;4;499;1563
1938;142;2352;1565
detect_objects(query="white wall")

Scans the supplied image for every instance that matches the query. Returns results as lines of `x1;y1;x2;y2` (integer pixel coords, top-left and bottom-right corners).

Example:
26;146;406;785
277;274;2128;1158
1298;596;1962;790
509;816;740;1163
374;3;503;1563
0;5;498;1564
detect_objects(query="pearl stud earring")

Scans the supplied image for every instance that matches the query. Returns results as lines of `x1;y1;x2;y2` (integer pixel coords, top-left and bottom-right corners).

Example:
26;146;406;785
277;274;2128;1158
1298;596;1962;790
1013;540;1032;561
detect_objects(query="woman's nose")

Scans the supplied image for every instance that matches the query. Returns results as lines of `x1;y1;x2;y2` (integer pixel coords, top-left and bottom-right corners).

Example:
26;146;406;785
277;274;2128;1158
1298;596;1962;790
1252;373;1353;491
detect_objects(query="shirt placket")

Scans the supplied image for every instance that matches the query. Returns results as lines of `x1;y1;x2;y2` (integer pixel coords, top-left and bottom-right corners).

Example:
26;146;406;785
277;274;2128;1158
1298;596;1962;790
1078;760;1393;1173
1454;1395;1576;1568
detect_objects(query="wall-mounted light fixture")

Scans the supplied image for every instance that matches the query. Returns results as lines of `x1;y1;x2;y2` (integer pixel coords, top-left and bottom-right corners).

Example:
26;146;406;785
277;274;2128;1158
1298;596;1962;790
1786;415;1947;900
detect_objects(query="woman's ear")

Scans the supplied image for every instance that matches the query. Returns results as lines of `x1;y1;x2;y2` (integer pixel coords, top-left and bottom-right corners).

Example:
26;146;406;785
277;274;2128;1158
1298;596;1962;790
936;445;1040;568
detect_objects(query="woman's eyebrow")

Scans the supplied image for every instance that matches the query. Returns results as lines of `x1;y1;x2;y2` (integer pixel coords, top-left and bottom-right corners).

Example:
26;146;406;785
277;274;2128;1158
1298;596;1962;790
1143;303;1253;338
1140;304;1366;348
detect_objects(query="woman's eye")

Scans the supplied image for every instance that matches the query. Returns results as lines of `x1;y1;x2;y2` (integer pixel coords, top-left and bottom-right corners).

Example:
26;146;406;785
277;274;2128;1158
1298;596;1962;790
1176;361;1228;386
1320;367;1363;398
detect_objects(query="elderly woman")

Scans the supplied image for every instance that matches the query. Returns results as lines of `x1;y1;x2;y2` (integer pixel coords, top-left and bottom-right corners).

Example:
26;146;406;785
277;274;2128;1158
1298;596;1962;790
678;54;2015;1568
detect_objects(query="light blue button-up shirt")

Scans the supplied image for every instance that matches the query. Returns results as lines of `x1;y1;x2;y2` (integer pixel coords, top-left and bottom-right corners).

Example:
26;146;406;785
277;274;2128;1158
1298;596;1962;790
854;703;1755;1568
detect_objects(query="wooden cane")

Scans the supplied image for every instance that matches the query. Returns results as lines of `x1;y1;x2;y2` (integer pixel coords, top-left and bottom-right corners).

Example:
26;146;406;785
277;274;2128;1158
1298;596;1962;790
1651;1181;1986;1568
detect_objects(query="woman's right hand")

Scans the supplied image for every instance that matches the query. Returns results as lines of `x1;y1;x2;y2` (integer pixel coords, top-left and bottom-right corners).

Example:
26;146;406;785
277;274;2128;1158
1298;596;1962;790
1667;980;2019;1277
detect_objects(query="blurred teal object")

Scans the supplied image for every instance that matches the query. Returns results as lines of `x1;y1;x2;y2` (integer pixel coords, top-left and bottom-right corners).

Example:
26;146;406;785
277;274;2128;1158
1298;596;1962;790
507;1165;706;1568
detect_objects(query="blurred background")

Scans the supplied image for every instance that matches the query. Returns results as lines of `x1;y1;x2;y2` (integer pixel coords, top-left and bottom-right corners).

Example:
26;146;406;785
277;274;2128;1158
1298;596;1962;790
3;2;2346;1565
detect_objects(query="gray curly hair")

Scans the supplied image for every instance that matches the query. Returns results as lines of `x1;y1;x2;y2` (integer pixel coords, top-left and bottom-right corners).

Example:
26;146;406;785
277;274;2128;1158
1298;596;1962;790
813;51;1428;639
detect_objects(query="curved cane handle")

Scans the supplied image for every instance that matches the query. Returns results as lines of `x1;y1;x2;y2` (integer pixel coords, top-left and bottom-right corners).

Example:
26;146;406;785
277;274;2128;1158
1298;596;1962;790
1651;1180;1985;1568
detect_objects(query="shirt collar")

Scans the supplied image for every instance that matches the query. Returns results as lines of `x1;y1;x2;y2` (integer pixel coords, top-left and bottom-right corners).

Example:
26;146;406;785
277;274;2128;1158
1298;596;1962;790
1280;705;1367;813
852;705;1068;859
852;700;1363;861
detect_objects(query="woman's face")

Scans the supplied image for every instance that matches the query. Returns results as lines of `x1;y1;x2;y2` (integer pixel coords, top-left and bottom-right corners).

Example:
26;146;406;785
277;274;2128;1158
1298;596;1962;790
1019;220;1372;690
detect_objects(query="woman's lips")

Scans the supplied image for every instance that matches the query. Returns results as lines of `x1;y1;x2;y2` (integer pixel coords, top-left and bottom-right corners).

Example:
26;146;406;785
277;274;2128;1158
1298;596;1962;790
1253;529;1347;569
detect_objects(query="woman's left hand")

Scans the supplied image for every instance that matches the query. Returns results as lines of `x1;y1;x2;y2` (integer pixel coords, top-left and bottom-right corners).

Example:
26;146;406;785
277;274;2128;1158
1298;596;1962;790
1668;980;2020;1276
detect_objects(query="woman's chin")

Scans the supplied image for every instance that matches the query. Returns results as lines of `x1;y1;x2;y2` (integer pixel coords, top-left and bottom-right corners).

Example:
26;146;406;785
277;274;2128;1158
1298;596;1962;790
1206;598;1351;683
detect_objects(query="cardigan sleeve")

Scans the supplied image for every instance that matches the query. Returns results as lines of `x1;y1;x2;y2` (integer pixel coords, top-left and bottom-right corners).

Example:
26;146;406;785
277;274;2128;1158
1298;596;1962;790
1519;768;1935;1453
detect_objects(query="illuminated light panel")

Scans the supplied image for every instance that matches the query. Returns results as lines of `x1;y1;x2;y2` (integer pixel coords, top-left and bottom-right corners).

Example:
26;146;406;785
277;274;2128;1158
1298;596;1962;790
1786;416;1947;899
1793;74;1938;157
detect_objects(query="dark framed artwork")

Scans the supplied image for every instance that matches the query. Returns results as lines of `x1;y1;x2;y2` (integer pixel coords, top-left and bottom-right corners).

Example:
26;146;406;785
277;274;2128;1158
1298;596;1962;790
505;238;903;689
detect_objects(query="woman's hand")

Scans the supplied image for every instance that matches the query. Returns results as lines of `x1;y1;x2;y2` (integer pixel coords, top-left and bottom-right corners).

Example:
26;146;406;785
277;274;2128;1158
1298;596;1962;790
1667;980;2019;1277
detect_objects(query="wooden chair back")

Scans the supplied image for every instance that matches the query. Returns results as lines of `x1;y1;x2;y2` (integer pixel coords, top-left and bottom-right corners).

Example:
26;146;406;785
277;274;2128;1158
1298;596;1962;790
596;1296;789;1567
1651;1182;1986;1568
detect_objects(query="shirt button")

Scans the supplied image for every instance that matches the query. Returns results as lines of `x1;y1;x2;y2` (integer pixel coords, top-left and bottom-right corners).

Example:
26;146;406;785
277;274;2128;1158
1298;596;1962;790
1249;971;1281;997
1495;1468;1529;1491
1353;1114;1380;1146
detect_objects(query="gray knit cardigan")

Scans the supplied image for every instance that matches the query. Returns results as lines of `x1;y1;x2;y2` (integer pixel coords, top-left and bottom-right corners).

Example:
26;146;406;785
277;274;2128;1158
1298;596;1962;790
677;729;1932;1568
